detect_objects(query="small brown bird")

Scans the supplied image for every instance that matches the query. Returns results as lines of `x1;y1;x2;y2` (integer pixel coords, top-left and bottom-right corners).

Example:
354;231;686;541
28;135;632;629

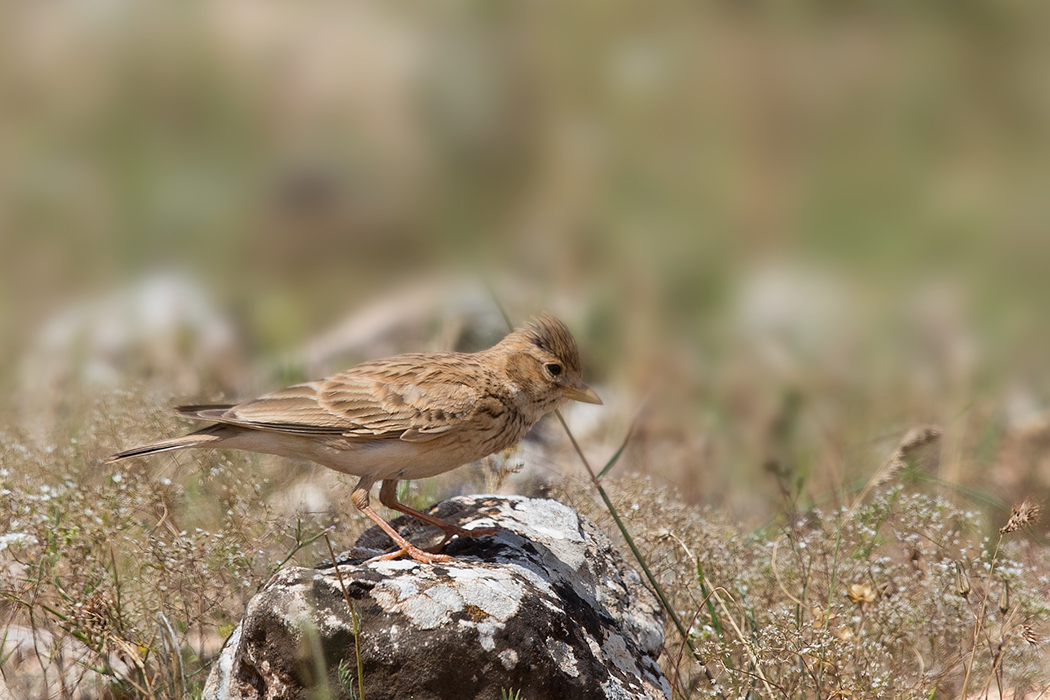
106;313;601;564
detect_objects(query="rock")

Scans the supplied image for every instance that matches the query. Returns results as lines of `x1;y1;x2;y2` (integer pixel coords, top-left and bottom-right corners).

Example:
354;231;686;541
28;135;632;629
294;279;506;378
0;624;132;699
204;496;669;700
17;273;242;440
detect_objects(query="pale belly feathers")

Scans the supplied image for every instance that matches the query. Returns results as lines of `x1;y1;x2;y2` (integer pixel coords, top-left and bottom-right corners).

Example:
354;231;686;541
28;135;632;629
216;428;495;482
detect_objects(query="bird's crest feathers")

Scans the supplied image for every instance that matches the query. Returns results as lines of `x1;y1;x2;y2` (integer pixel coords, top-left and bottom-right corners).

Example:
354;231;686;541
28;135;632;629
520;313;583;374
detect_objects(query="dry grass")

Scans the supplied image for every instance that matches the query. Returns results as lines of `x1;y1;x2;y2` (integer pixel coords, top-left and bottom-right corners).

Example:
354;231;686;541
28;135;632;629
2;391;1050;698
0;391;364;698
557;471;1050;699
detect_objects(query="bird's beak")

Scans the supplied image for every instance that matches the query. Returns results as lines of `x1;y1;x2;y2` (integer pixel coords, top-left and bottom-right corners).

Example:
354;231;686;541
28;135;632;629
561;381;603;405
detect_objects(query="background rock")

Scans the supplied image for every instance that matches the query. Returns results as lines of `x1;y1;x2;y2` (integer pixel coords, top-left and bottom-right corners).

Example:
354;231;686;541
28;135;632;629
0;624;132;700
205;495;669;700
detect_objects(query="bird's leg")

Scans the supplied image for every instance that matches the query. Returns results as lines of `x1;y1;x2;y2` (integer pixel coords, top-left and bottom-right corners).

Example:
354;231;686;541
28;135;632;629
351;482;453;564
379;479;498;550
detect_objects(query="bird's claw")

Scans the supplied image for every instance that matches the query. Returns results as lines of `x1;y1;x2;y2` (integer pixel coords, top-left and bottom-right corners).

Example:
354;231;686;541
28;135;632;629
366;543;455;565
432;524;499;550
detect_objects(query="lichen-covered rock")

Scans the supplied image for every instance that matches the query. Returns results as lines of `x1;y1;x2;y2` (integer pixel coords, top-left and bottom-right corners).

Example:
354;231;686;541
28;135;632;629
204;496;669;700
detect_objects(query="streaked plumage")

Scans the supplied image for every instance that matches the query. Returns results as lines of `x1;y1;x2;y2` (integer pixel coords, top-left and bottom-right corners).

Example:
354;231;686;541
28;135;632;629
106;313;601;563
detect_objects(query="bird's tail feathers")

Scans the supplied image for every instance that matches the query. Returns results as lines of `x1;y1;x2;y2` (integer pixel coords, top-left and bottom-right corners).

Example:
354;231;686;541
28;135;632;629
104;424;228;464
175;404;235;420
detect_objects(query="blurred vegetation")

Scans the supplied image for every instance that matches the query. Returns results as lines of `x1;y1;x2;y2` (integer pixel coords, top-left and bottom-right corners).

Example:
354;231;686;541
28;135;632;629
4;2;1050;695
3;0;1050;513
559;474;1050;699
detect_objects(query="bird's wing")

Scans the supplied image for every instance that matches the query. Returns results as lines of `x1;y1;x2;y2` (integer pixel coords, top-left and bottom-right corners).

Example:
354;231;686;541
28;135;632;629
180;354;490;442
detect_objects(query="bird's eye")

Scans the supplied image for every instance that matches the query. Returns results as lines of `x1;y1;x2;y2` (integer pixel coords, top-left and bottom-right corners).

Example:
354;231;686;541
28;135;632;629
545;363;563;376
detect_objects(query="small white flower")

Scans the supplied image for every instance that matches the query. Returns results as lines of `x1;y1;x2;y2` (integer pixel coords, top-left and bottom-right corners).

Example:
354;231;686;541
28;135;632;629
0;533;38;551
112;472;123;483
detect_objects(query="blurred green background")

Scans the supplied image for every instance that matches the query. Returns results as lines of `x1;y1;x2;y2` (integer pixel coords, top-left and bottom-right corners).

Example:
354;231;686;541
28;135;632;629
3;0;1050;519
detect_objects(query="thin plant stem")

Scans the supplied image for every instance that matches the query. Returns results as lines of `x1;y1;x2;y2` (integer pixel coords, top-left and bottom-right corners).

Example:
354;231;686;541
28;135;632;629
961;534;1003;698
157;612;185;698
816;515;844;697
485;292;721;696
325;535;365;700
553;411;678;629
262;519;332;593
708;587;777;699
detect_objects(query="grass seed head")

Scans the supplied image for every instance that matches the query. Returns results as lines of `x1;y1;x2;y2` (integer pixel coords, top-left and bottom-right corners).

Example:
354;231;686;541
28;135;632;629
1000;500;1042;534
898;425;943;455
954;561;971;598
875;425;942;486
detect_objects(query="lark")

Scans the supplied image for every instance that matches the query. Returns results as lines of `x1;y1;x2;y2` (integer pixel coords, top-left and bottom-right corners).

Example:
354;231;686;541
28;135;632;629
106;313;601;564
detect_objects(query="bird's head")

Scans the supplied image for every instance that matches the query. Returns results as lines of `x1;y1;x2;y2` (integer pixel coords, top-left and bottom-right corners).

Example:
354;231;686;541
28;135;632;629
498;313;602;409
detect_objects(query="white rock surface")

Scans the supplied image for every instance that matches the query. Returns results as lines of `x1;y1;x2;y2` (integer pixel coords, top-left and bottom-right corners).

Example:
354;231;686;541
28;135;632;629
205;495;669;700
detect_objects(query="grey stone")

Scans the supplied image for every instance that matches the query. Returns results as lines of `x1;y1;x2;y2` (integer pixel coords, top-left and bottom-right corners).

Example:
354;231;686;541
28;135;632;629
204;495;669;700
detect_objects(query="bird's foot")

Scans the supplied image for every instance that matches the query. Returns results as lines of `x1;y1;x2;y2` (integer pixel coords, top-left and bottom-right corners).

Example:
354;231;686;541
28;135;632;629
365;542;456;565
446;524;498;539
430;524;499;551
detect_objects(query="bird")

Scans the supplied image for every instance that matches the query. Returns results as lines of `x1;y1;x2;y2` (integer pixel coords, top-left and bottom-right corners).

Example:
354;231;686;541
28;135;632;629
105;313;602;564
